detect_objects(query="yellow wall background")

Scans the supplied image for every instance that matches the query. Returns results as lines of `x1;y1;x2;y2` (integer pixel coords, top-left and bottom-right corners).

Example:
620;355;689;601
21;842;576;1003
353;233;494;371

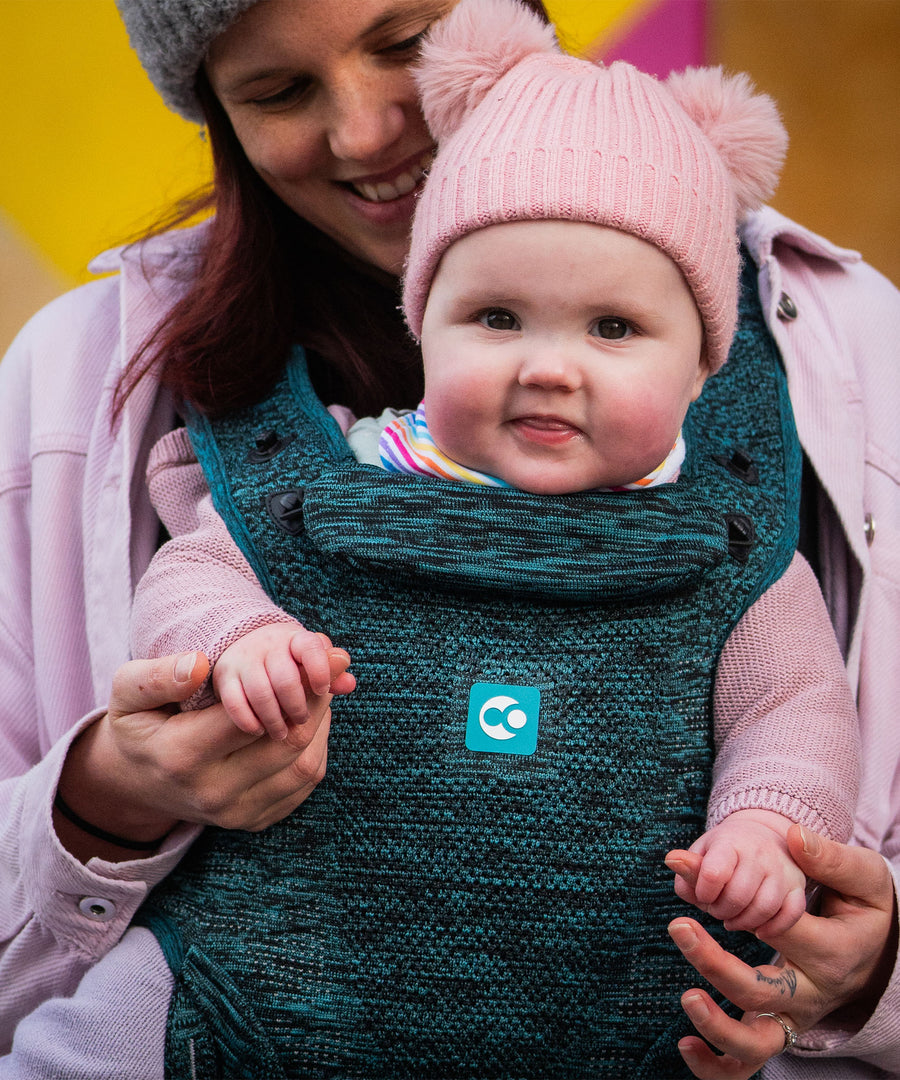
1;0;212;351
712;0;899;287
1;0;898;355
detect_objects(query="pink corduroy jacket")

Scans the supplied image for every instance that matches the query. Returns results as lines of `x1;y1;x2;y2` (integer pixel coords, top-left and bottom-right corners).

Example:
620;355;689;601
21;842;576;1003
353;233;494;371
0;209;898;1076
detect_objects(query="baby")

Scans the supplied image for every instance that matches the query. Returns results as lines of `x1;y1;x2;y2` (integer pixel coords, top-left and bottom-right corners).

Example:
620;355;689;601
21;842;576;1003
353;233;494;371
133;0;858;953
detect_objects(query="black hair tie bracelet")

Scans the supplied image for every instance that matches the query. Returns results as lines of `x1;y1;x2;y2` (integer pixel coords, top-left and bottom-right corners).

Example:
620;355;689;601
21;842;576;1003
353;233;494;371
54;790;171;851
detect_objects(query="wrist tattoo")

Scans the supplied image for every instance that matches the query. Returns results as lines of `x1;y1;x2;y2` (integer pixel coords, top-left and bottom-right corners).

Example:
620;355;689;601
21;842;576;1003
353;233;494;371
755;967;798;998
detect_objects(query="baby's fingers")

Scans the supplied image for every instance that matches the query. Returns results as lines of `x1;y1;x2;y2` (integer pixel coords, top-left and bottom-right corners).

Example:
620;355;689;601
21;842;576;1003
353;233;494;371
718;870;785;931
291;630;333;697
240;666;291;741
693;845;739;907
217;675;271;739
666;850;703;908
745;885;807;938
221;701;264;737
265;648;312;727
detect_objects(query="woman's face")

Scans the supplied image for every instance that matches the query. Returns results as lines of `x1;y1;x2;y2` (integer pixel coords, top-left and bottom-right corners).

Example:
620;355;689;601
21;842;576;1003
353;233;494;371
206;0;456;275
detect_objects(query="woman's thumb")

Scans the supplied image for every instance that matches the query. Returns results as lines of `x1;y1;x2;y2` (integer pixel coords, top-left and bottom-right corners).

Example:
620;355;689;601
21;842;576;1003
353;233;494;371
173;650;209;688
786;825;886;903
109;652;210;716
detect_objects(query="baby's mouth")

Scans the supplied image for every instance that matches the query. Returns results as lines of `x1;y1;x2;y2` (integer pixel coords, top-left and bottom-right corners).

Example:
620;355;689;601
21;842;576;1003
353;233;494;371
518;416;580;432
511;415;584;445
347;149;434;203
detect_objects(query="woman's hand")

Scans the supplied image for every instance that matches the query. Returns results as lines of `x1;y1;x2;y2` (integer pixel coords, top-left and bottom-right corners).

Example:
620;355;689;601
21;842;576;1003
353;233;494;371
55;650;337;862
668;825;897;1079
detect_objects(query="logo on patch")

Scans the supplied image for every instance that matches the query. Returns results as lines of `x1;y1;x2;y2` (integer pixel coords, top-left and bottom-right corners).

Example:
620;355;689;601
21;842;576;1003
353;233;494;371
465;683;540;756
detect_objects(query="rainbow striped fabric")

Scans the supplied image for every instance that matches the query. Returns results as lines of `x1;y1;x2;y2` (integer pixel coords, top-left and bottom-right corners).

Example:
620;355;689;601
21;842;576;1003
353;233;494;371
378;402;684;490
379;404;511;487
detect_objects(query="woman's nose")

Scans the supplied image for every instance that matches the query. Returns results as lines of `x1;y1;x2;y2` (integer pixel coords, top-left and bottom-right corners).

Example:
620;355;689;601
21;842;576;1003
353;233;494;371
326;71;408;162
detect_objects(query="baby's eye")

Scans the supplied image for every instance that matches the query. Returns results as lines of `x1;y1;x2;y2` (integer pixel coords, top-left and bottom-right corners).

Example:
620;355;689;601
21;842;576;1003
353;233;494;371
478;309;520;331
591;317;633;340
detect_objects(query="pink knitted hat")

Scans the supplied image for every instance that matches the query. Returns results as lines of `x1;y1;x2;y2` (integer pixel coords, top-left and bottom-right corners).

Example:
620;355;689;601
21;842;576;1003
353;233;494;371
402;0;787;372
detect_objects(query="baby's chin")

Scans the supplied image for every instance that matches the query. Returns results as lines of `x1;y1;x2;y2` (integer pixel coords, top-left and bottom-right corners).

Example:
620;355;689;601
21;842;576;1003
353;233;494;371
458;453;638;494
495;471;624;496
491;452;657;493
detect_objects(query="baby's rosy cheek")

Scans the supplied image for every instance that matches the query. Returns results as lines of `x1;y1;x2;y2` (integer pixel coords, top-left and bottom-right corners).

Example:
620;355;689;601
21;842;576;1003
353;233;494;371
426;394;480;455
605;394;681;459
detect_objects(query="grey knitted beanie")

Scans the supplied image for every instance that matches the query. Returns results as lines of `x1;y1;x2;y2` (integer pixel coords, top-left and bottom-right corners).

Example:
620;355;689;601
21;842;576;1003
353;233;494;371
116;0;261;122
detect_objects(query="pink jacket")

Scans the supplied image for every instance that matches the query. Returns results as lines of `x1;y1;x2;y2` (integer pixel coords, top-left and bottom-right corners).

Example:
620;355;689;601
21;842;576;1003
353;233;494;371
1;209;898;1074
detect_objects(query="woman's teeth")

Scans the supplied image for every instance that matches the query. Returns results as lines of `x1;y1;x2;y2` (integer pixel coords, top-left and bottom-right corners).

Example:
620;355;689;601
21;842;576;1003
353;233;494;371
352;151;433;203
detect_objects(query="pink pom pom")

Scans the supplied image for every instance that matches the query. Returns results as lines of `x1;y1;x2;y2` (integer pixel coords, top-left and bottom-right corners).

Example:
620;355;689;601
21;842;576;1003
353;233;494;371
667;66;788;217
415;0;559;142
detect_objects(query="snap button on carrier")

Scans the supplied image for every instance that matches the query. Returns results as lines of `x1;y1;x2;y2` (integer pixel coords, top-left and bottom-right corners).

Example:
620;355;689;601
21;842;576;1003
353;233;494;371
713;447;759;485
248;429;295;463
268;490;305;535
725;513;757;563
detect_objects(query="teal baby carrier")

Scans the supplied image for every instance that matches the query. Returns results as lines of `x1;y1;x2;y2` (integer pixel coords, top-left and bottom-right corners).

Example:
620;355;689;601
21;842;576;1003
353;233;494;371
141;261;800;1078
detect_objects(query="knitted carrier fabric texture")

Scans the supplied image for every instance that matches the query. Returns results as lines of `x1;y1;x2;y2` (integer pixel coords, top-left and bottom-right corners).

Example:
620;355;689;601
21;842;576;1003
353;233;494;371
142;259;798;1079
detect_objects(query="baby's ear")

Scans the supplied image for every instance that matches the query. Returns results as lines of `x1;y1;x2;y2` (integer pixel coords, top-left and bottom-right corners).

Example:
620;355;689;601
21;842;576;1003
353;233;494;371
692;347;712;400
666;66;788;219
415;0;559;142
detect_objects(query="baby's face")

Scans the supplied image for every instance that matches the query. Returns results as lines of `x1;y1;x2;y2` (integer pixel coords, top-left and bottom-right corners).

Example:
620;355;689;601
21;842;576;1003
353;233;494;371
420;221;708;494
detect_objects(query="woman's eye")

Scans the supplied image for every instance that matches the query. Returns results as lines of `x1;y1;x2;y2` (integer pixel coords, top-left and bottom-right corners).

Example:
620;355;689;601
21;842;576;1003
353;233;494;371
592;318;632;340
382;28;429;56
478;309;520;331
252;79;312;108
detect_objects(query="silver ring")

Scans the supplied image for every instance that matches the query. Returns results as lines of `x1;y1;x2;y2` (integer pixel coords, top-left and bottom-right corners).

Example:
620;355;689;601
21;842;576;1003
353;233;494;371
756;1012;798;1053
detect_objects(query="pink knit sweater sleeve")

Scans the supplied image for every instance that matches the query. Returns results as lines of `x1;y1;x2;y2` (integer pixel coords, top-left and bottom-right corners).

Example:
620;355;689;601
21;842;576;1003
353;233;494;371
710;552;860;842
130;428;302;707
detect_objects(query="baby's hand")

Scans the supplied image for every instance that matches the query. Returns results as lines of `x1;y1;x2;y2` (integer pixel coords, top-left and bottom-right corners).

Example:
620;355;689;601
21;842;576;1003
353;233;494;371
665;809;808;936
212;624;354;741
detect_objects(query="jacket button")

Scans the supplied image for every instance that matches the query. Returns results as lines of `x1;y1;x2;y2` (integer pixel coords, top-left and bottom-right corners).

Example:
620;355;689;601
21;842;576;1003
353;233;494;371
777;292;798;320
77;896;117;922
254;429;280;453
864;513;876;546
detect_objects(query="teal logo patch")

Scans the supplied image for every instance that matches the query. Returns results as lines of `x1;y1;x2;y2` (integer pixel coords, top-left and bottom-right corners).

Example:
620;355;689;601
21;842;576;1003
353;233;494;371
465;683;541;756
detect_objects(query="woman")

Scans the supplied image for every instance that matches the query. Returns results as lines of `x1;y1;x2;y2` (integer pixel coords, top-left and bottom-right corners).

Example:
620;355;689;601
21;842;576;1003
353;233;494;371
0;0;897;1075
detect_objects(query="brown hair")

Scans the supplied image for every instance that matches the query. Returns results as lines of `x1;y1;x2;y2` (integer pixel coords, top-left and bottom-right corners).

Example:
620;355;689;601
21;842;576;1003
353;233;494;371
115;0;552;420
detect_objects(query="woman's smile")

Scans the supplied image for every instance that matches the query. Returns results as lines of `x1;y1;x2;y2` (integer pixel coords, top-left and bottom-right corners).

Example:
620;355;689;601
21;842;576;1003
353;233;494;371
343;146;434;203
206;0;455;274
